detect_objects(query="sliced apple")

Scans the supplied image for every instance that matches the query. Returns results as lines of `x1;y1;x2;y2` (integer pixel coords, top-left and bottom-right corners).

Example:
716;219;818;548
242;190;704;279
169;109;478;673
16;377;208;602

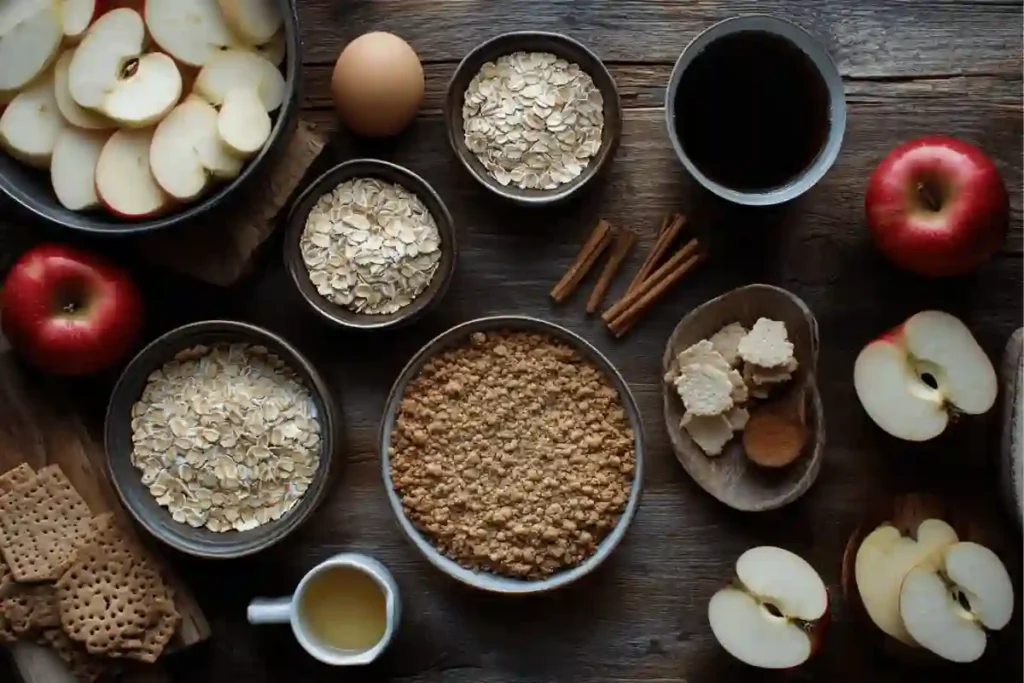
0;0;46;35
217;0;281;46
50;126;110;210
61;0;99;41
0;68;64;168
0;1;63;98
193;48;284;111
69;9;182;127
96;127;172;217
708;546;829;669
145;0;242;68
253;30;284;67
854;311;998;441
899;541;1014;663
151;95;242;200
216;86;269;157
54;50;116;130
854;518;958;645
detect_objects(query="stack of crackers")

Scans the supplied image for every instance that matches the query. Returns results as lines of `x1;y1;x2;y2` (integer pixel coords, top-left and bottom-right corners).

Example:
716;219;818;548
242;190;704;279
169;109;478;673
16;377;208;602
0;464;180;682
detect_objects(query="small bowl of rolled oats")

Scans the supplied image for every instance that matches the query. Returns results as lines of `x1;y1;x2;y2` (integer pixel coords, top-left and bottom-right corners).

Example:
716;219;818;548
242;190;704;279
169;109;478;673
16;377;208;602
445;32;623;206
284;159;457;331
104;320;341;559
380;316;644;594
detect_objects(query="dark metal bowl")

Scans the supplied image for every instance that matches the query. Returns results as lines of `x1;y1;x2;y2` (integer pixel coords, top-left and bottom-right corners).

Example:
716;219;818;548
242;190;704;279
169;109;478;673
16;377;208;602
379;316;644;594
444;32;622;206
105;320;341;559
0;0;301;236
283;159;457;331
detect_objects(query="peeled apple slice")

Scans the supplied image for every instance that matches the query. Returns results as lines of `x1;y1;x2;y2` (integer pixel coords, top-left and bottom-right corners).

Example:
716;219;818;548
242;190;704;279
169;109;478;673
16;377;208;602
0;2;63;97
194;49;285;111
217;86;271;157
51;127;110;211
0;69;64;169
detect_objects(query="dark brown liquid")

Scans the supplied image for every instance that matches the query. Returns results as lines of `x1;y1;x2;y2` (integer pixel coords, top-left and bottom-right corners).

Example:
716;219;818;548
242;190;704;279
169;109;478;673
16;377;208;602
673;31;830;192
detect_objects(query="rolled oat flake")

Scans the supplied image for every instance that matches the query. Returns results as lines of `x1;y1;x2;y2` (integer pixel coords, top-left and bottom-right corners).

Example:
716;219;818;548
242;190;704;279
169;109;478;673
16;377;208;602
300;177;442;315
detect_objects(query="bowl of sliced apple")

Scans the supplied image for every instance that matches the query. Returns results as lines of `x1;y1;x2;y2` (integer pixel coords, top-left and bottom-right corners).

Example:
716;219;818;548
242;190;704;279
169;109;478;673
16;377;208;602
0;0;300;235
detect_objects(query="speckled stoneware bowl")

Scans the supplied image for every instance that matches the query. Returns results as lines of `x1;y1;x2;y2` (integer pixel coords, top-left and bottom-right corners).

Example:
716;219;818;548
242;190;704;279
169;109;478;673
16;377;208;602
379;316;644;594
662;284;825;512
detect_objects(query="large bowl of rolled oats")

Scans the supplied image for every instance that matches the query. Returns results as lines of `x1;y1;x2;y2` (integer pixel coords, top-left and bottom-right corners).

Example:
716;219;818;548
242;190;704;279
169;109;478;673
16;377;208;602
445;32;623;206
104;320;340;559
284;159;456;331
379;316;644;594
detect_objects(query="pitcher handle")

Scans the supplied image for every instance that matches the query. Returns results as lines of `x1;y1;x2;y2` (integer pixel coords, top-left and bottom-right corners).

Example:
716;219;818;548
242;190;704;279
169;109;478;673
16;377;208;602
247;597;293;625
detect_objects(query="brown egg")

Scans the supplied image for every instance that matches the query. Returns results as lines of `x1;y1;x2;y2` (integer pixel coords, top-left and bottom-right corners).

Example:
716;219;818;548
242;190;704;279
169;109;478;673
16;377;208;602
331;32;424;138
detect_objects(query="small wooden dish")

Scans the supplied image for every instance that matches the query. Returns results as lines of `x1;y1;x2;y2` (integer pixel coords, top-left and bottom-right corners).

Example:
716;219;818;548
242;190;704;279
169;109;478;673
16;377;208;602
444;31;622;206
661;284;824;511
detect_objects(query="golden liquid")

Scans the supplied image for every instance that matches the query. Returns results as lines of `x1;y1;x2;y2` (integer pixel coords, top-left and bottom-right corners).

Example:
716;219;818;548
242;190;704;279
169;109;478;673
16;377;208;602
301;566;388;652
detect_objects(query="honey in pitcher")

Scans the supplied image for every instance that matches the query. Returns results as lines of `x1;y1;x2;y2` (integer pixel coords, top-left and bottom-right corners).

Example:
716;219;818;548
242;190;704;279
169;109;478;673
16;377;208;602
301;565;388;652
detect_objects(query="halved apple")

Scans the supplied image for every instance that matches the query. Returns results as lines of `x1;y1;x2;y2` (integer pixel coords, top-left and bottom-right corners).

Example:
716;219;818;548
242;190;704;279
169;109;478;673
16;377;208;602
54;50;116;130
217;0;281;46
69;8;182;127
853;311;998;441
145;0;241;68
0;1;63;98
193;48;284;111
0;68;65;168
216;86;269;157
899;541;1014;663
61;0;100;42
96;128;172;217
708;546;829;669
51;126;110;210
150;95;242;200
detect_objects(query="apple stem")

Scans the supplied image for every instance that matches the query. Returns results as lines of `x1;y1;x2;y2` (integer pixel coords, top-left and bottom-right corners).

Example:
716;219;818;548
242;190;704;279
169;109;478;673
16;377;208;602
916;180;943;213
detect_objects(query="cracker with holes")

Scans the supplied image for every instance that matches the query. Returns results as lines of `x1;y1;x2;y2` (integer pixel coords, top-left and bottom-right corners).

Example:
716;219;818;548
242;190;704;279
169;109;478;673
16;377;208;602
738;317;795;369
0;583;61;636
0;463;35;494
38;627;109;683
0;465;94;581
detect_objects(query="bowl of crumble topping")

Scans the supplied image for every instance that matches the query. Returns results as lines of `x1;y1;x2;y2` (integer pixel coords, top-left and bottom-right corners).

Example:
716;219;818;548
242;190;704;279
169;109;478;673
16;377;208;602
379;315;644;594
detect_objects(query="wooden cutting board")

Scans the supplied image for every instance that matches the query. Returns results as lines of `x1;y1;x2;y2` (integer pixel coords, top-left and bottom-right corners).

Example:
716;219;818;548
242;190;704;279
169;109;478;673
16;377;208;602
0;349;211;682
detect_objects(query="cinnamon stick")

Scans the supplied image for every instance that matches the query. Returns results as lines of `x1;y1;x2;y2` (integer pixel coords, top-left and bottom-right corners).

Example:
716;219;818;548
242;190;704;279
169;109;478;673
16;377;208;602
602;237;699;323
625;214;686;296
585;228;637;314
609;253;705;338
550;220;614;303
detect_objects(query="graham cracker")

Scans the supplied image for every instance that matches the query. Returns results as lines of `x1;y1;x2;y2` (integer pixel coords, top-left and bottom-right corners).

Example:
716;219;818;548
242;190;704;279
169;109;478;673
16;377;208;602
39;627;109;683
0;583;60;635
0;465;94;581
0;556;13;596
0;463;35;493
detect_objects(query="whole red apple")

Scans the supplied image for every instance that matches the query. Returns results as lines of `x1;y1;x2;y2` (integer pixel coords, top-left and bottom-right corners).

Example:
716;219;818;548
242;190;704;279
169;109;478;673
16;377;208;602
865;135;1008;277
0;244;143;376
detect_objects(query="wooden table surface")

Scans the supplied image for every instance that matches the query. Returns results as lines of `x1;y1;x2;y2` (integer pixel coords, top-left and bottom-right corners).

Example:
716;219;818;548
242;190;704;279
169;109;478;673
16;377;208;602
3;1;1023;682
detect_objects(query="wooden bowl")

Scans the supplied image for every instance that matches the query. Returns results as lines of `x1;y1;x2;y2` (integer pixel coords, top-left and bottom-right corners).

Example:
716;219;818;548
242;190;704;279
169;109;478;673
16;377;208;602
105;320;342;559
283;159;457;331
444;31;622;206
661;284;824;511
379;316;644;594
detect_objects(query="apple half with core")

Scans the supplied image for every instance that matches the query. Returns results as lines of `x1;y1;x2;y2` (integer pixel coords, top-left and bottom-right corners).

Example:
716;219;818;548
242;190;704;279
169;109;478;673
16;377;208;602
708;546;829;669
854;311;997;441
69;8;183;128
0;244;143;376
899;541;1014;663
217;86;271;157
866;135;1008;277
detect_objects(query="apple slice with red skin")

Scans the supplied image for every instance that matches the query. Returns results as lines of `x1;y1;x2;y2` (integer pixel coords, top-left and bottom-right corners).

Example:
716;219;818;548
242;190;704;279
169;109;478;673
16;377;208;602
0;68;65;169
216;86;271;157
146;0;243;68
0;244;144;376
96;127;173;218
194;48;285;112
51;127;111;211
865;135;1008;278
55;50;117;131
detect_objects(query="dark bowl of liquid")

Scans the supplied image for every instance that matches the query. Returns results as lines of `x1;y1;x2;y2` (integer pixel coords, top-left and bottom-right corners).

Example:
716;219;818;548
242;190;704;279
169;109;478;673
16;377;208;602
665;15;846;206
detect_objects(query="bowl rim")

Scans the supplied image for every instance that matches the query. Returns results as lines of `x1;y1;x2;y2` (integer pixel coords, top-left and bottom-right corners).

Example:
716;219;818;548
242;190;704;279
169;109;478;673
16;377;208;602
444;30;623;207
378;315;645;594
0;0;301;236
104;319;340;559
282;158;457;331
664;14;847;207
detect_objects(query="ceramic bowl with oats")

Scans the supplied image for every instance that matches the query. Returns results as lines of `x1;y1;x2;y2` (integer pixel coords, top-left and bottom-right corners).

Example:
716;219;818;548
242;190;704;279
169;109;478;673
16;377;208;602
445;32;622;206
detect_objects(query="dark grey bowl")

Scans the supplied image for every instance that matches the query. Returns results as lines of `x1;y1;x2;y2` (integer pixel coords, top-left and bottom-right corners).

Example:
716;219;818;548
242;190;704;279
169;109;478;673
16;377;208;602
105;320;341;559
283;159;456;331
0;0;301;235
379;316;644;594
444;32;622;206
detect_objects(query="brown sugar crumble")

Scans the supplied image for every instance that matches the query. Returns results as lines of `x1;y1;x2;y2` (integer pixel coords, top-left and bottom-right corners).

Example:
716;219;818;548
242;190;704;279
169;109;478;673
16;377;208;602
389;330;636;579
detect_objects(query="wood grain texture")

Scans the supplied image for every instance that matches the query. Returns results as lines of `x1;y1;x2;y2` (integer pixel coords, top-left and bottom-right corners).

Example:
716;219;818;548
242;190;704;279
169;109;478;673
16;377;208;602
1;1;1022;682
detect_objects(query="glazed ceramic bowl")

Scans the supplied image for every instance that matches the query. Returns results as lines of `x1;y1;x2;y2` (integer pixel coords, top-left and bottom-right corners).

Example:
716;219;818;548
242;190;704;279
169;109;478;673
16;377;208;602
283;159;457;331
445;31;622;206
105;320;341;559
0;0;300;235
379;316;644;594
